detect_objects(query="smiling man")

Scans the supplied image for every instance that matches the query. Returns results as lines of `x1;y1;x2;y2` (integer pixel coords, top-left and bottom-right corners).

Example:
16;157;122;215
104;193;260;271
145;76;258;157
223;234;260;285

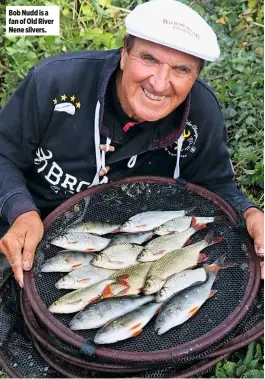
0;0;263;285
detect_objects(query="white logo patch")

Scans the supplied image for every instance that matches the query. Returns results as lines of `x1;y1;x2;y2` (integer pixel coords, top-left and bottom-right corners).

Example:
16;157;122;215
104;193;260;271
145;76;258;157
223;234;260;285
54;102;76;115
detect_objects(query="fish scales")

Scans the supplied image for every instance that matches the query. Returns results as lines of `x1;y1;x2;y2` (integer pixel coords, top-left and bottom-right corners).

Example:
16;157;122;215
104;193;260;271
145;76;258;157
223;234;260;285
51;232;110;252
155;270;217;335
94;302;161;344
41;251;94;272
69;295;154;330
119;209;193;233
67;221;120;235
109;231;153;245
91;243;143;269
143;233;222;294
55;264;116;289
154;216;216;235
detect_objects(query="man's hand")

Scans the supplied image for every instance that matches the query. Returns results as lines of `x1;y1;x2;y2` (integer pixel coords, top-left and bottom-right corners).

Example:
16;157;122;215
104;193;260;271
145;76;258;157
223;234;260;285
244;207;264;279
0;211;44;287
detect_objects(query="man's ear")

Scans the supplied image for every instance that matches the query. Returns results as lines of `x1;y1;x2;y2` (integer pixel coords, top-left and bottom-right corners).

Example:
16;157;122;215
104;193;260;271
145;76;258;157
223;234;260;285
120;48;127;71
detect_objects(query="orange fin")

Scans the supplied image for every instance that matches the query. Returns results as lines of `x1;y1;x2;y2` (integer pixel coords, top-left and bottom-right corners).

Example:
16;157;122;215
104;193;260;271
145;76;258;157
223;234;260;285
130;322;142;331
68;299;82;305
208;289;217;299
155;250;166;256
85;248;95;252
72;263;83;269
198;253;207;263
89;296;99;303
117;279;130;288
116;286;131;296
132;329;142;337
116;274;129;281
188;305;200;316
102;284;113;297
191;217;206;230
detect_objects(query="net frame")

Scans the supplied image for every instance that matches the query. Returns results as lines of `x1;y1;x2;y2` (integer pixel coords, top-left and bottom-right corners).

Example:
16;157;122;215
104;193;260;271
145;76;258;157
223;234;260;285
23;177;261;365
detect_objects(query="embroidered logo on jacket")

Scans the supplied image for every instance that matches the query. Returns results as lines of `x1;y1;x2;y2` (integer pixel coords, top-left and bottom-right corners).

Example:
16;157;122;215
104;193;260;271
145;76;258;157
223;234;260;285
53;94;81;115
33;148;90;195
165;120;198;158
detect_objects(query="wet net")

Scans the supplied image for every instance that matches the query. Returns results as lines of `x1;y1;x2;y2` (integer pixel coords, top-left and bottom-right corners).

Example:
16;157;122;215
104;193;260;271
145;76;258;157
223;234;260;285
0;177;263;377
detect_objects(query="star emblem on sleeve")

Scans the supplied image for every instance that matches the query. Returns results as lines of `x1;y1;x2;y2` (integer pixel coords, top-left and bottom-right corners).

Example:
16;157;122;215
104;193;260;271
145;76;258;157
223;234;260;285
52;94;81;112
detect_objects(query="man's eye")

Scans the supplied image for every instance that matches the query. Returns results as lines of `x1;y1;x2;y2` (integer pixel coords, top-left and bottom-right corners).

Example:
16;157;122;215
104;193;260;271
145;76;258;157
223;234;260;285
142;55;156;63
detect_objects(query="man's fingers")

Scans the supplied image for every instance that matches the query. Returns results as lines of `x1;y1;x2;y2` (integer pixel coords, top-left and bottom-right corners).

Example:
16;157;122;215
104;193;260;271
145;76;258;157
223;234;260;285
0;241;24;287
260;261;264;280
22;235;39;271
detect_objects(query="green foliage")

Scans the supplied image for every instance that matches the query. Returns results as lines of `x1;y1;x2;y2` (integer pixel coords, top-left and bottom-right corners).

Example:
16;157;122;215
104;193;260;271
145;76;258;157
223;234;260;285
211;339;264;378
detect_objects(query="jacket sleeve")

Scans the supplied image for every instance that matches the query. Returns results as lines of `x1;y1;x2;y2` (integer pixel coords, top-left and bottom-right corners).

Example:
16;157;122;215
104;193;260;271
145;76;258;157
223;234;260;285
0;69;41;225
183;82;259;215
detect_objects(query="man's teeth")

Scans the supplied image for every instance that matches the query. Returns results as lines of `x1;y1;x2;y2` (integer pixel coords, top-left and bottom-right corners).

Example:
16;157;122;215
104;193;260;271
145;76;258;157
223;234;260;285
143;88;165;101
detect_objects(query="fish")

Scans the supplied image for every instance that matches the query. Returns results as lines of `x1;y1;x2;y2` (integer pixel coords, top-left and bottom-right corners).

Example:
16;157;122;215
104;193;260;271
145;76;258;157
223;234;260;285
137;219;205;262
143;232;223;295
109;231;153;246
66;221;120;235
69;295;155;330
50;232;111;252
154;216;221;236
155;257;224;334
48;279;115;313
101;263;152;297
41;250;94;272
155;267;207;302
94;302;161;344
55;265;116;289
91;243;143;270
119;208;195;233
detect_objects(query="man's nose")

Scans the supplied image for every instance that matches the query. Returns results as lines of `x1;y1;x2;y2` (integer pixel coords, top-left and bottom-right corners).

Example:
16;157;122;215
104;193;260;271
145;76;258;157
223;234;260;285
149;64;170;93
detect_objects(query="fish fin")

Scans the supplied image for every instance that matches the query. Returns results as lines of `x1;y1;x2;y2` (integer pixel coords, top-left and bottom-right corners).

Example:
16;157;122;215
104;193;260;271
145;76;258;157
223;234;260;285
130;323;142;331
85;248;95;252
116;286;131;296
188;305;200;316
102;284;113;297
208;289;217;299
109;259;125;264
213;216;225;223
132;329;142;337
204;232;223;246
117;279;130;288
77;279;89;284
198;253;208;263
185;237;191;246
72;263;83;269
191;217;207;230
156;250;166;256
110;229;121;234
154;307;161;316
116;274;129;280
89;296;99;303
185;206;196;216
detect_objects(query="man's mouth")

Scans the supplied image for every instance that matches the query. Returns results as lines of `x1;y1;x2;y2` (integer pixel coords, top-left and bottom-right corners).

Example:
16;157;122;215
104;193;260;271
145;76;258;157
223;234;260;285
142;88;166;101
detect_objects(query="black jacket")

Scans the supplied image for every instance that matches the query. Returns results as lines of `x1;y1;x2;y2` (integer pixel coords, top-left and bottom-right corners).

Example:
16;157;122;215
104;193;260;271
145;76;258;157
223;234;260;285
0;48;255;224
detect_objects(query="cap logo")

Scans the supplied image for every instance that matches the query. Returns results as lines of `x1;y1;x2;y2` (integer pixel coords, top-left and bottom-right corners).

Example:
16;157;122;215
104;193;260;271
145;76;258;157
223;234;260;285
162;18;200;39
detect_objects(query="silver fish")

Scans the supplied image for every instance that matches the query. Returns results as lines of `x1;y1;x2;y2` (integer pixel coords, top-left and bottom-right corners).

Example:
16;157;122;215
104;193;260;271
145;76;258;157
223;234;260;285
143;232;223;295
70;295;154;330
91;243;143;269
67;221;120;235
41;250;94;272
155;259;223;334
55;265;116;289
119;209;194;233
94;302;160;344
155;268;207;302
49;279;115;313
110;231;153;246
51;232;110;252
154;216;219;236
138;223;204;262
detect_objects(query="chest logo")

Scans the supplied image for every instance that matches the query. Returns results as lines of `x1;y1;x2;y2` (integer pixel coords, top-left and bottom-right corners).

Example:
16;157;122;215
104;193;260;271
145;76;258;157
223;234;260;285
165;120;198;158
53;94;81;115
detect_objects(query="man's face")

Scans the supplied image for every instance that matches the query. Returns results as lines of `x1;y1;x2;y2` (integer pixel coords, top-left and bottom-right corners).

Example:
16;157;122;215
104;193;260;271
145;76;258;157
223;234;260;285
117;38;200;122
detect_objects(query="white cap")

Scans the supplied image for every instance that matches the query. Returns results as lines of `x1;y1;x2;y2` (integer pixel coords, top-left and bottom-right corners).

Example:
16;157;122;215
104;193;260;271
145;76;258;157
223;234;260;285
125;0;220;61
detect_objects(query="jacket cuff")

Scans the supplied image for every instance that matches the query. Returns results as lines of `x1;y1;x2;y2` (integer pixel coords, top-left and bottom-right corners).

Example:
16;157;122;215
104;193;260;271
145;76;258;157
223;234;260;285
1;193;40;225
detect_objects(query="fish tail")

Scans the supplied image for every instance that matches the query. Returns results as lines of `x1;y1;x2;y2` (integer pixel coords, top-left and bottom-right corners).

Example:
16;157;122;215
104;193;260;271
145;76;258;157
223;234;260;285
204;255;235;274
198;253;208;263
204;231;223;246
213;215;226;223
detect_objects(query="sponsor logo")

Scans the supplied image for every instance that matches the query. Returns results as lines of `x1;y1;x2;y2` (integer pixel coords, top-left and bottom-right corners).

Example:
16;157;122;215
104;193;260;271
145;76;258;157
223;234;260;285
53;94;81;115
165;120;198;158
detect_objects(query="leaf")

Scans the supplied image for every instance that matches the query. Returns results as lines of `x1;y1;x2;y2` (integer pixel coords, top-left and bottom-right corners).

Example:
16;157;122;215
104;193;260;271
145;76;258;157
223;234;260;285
223;361;237;377
244;343;256;365
215;362;227;378
254;343;262;359
255;47;264;57
216;16;227;24
236;364;247;377
244;369;264;378
248;0;257;8
81;4;93;17
98;0;111;7
248;359;261;369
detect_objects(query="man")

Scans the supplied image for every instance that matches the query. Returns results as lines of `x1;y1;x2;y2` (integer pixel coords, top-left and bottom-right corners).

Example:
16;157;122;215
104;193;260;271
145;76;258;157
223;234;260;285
0;0;263;286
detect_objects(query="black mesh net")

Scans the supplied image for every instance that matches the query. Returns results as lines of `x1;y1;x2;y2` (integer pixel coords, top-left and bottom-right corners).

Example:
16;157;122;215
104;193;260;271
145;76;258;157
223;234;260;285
0;180;263;378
